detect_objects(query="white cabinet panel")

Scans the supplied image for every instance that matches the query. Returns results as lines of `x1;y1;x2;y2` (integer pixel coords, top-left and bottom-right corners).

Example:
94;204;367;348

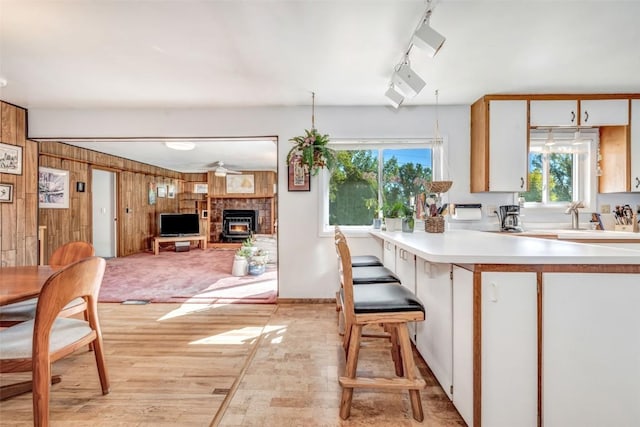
580;99;629;126
488;100;529;192
481;272;538;427
530;100;578;126
395;248;416;341
543;273;640;427
415;260;453;400
452;266;474;427
631;100;640;192
382;240;395;272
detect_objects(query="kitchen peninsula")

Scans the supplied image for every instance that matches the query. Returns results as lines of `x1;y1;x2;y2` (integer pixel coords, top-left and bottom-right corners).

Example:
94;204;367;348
370;230;640;427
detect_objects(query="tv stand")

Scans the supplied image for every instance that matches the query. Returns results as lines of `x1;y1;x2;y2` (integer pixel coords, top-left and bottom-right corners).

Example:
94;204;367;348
153;235;207;255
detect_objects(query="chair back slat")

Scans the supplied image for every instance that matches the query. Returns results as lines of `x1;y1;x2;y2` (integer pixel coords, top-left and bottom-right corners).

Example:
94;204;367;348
49;241;95;269
335;233;355;321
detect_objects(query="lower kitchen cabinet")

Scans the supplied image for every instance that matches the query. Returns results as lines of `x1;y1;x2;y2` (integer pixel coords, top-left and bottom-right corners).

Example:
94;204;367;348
415;260;453;399
382;239;396;271
395;247;416;341
543;273;640;427
452;266;474;426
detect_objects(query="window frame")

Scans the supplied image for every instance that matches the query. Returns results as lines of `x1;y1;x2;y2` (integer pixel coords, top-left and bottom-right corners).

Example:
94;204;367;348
318;138;446;236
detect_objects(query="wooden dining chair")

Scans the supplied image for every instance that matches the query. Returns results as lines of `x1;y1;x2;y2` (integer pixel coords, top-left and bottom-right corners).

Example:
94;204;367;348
0;256;110;427
335;233;426;421
0;241;95;327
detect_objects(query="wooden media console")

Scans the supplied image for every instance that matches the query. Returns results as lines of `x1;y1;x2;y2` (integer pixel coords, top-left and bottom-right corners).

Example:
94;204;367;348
152;235;207;255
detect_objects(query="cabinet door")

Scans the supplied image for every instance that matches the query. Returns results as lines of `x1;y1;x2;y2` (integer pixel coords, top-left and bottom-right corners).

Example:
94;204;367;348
630;100;640;192
530;100;578;126
580;99;629;126
382;240;395;272
395;248;417;341
452;266;474;427
488;100;528;192
481;272;538;427
415;260;453;400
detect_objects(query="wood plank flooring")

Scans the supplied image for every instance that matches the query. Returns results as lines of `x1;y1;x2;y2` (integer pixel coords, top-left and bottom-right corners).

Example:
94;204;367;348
0;303;465;426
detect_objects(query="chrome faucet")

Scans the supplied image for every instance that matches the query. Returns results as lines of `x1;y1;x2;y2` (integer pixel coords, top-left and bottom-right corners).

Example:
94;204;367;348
565;201;584;230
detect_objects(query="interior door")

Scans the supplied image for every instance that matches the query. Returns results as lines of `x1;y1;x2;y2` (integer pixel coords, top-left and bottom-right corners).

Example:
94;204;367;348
92;169;117;258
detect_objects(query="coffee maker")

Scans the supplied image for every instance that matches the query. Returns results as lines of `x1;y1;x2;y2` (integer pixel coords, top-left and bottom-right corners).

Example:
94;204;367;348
497;205;523;232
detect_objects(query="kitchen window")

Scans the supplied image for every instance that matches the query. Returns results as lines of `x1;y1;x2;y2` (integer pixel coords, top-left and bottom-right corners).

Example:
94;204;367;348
520;129;597;210
319;139;443;233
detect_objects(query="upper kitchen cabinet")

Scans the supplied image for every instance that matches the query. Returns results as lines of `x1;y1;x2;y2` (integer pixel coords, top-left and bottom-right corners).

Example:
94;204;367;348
530;100;578;127
530;98;629;127
471;97;529;192
580;99;629;126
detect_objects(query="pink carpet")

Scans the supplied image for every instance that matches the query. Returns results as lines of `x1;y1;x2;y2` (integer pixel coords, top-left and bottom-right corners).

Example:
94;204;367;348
99;248;277;304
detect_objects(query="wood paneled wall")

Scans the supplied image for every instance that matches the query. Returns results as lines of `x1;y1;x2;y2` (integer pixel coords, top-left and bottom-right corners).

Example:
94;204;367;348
39;141;180;259
0;102;38;266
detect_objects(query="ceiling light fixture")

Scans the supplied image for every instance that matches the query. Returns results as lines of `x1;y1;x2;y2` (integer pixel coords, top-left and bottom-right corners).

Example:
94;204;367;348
383;0;445;106
165;141;195;151
385;84;404;109
392;58;426;98
214;169;226;177
412;10;446;57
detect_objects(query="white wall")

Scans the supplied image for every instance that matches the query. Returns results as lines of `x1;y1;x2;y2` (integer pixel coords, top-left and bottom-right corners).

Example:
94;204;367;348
30;105;636;298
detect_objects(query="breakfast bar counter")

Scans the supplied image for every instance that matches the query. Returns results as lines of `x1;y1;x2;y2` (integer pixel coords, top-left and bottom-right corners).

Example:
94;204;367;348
369;229;640;427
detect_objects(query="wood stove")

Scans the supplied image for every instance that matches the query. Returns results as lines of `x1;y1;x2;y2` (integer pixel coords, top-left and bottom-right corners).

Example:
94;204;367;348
222;209;258;242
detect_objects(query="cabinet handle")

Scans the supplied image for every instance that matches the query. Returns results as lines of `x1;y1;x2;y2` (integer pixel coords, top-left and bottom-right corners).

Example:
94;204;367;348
584;110;589;123
520;177;525;189
571;111;576;123
636;177;640;189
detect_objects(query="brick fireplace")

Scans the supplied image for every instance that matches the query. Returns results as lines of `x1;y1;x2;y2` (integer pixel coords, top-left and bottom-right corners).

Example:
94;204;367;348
210;197;274;243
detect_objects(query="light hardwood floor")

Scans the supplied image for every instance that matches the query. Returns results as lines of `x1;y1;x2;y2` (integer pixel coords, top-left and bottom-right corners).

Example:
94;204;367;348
0;303;464;426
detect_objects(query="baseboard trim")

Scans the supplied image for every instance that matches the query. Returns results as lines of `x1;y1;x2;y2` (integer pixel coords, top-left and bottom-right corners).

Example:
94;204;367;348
277;298;335;304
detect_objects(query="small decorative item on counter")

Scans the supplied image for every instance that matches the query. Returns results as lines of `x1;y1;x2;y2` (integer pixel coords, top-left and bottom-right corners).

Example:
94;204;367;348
418;181;452;233
425;216;445;233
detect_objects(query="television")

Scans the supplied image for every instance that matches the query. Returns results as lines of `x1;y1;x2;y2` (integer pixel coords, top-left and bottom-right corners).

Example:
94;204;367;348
158;213;200;237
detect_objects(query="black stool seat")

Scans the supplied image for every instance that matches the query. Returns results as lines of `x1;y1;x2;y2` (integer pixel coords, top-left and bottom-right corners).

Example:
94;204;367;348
352;266;400;284
341;284;424;314
351;255;383;267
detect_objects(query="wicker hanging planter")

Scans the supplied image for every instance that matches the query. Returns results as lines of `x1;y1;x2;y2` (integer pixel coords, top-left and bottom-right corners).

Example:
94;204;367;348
425;180;453;194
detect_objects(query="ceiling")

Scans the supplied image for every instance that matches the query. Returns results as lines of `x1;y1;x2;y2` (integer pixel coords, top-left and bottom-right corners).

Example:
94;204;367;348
1;0;639;172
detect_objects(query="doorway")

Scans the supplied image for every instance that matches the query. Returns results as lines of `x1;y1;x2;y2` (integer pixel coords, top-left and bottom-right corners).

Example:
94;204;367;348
92;169;117;258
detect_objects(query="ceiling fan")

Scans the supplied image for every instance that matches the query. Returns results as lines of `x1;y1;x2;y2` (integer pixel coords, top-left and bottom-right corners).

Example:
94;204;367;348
211;161;242;177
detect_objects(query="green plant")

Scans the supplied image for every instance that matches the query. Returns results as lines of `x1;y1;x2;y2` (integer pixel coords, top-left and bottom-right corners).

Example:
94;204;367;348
236;247;253;258
241;236;255;248
287;128;336;176
384;201;406;218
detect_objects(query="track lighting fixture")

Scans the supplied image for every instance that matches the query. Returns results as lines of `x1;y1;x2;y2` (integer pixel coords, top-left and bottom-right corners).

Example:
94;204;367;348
383;0;445;106
391;59;426;98
412;10;446;57
385;84;404;109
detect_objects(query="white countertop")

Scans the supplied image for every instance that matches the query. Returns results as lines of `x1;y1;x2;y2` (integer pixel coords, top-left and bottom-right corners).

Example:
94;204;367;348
520;229;640;240
371;229;640;264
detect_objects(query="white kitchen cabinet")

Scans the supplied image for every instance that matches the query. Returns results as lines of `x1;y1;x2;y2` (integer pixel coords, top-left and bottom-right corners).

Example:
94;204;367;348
530;99;629;127
382;240;395;271
481;272;538;427
415;260;453;400
630;100;640;191
488;100;529;192
395;247;416;341
543;273;640;427
452;265;474;426
580;99;629;125
530;100;578;126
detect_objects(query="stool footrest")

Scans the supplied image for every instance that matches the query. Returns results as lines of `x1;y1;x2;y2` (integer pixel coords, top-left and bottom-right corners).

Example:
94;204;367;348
339;376;426;390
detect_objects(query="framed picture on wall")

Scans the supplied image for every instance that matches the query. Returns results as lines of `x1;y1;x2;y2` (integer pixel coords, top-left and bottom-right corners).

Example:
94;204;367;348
38;167;69;208
226;174;255;194
0;142;23;175
167;184;176;198
288;157;310;191
157;185;167;198
0;183;13;203
148;182;157;205
194;183;208;194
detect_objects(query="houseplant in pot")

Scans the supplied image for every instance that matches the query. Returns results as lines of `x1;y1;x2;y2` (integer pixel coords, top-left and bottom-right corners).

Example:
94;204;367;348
232;247;252;276
383;201;406;232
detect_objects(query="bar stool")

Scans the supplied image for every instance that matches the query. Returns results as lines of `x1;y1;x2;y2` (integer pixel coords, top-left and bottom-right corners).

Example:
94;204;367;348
335;233;426;421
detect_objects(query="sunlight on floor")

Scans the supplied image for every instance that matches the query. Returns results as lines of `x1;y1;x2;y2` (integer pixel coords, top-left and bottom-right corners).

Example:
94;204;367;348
156;303;230;321
189;325;286;346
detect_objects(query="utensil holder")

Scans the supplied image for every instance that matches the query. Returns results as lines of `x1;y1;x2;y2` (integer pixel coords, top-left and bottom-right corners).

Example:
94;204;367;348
425;216;445;233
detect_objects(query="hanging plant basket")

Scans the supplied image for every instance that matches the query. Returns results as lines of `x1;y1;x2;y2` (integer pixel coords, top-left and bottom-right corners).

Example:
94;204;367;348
286;128;336;176
425;180;453;194
287;92;336;176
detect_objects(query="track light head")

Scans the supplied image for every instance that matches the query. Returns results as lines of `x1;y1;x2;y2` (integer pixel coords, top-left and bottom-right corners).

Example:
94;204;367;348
385;85;404;109
391;61;426;98
412;14;445;57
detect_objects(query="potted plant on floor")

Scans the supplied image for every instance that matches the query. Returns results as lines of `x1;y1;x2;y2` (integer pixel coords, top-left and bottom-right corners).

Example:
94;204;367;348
232;247;252;276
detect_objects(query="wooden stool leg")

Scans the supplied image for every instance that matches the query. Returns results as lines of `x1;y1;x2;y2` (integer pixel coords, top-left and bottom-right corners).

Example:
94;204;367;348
397;323;424;422
340;324;362;420
388;324;404;377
